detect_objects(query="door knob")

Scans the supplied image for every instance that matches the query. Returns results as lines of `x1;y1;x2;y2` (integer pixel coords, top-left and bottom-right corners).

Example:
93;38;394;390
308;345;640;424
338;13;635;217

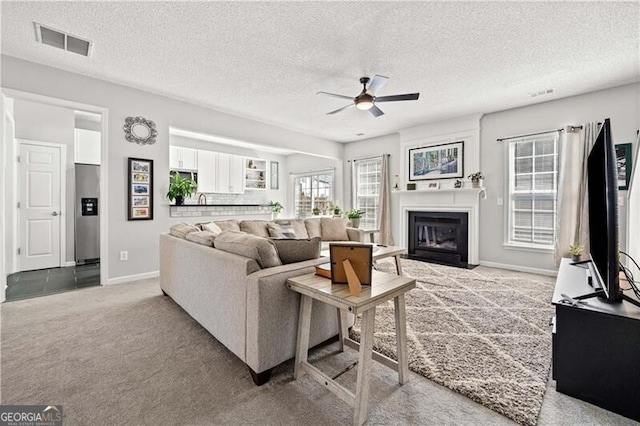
51;211;59;216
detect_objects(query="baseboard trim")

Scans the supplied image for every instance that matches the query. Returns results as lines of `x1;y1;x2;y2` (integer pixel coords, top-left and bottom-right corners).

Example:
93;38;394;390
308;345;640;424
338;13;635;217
63;261;76;267
478;261;558;277
107;271;159;285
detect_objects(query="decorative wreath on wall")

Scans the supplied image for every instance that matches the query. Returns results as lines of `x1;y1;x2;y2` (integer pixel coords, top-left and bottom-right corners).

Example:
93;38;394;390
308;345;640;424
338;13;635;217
123;116;158;145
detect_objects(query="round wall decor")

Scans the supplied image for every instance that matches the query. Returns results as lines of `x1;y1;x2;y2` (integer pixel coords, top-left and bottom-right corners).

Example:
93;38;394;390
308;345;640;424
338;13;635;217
123;116;158;145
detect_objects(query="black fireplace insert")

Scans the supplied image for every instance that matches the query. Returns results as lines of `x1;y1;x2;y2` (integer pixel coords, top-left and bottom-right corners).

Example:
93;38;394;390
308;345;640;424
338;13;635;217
408;211;473;268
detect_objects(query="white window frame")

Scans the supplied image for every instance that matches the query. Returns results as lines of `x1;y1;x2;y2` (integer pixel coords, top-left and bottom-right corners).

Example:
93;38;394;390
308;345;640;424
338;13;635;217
505;132;559;251
352;156;383;230
292;169;335;218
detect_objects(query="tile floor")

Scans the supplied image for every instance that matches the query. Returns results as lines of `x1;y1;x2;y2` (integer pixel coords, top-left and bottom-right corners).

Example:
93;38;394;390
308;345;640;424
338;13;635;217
5;263;100;302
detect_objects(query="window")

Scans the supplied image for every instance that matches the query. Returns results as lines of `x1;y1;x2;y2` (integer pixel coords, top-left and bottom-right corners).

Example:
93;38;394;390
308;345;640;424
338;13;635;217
293;170;334;218
352;157;382;230
507;133;558;248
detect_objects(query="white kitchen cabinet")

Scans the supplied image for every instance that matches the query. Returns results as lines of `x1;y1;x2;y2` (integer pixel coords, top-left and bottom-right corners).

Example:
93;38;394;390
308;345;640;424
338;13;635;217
197;150;217;193
170;146;198;170
74;128;101;165
229;155;245;194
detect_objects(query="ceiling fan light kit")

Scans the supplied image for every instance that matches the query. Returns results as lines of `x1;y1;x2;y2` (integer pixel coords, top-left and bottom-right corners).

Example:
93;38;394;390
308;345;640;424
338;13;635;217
318;75;419;117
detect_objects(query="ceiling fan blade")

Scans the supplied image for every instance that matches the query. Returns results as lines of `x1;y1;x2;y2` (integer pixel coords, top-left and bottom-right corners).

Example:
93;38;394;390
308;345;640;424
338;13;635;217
375;93;420;102
369;105;385;117
367;75;389;95
327;104;354;115
317;91;354;101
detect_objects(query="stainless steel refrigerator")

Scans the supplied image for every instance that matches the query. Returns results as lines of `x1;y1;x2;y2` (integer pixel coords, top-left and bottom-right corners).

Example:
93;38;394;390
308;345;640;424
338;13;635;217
75;164;100;264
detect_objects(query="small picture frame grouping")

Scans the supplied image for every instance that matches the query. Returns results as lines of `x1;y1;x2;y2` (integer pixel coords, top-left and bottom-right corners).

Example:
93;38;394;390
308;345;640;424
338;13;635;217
128;158;153;220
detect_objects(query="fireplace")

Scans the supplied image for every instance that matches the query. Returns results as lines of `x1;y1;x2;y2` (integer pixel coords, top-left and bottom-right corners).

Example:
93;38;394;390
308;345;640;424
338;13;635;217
408;211;473;268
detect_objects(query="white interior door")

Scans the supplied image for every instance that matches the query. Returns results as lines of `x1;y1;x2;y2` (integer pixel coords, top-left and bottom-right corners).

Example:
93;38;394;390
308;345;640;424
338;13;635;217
19;142;62;271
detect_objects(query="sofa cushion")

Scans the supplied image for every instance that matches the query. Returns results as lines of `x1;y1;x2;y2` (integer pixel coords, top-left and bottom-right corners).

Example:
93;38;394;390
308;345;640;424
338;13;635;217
214;230;282;269
304;218;322;239
214;219;241;231
169;222;200;239
197;221;223;234
185;230;217;247
275;219;309;239
271;237;322;264
321;217;349;241
267;222;297;239
240;220;270;238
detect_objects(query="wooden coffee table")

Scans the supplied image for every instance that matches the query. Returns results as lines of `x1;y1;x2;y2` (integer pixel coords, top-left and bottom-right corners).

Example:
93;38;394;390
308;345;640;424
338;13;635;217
287;270;416;426
321;244;406;275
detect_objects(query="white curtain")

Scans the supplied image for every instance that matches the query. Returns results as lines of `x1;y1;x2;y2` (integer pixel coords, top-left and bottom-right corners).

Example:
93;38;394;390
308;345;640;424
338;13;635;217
377;154;394;245
554;122;599;265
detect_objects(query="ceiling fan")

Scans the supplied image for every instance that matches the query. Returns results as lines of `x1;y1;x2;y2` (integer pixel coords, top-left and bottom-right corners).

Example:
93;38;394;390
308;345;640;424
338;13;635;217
317;75;419;117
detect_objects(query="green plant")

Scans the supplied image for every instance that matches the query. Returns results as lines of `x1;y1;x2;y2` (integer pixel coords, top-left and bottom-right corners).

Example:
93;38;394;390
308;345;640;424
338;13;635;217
269;201;283;214
468;172;484;181
167;171;198;202
346;209;364;219
569;244;584;256
333;205;341;215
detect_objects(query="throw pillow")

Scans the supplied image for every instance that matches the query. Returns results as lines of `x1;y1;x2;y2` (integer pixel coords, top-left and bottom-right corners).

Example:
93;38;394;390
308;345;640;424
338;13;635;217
240;220;270;238
214;219;241;231
304;218;322;239
275;219;309;239
272;237;322;264
321;217;349;241
169;222;200;239
185;231;217;247
267;222;297;239
199;222;223;234
214;230;282;269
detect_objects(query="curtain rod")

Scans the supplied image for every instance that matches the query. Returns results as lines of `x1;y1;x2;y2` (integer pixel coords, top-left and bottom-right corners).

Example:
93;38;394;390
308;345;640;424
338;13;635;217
347;153;390;162
496;127;580;142
289;167;335;175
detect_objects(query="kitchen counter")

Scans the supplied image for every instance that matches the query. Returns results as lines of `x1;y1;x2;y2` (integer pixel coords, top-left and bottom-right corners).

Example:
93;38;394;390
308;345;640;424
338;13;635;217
170;203;270;207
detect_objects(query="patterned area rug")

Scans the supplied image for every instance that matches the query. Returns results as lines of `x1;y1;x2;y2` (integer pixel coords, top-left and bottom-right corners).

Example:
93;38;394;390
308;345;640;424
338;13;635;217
351;259;555;426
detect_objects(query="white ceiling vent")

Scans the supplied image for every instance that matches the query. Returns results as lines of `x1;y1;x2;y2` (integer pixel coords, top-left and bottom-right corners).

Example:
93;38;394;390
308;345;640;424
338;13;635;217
34;22;92;57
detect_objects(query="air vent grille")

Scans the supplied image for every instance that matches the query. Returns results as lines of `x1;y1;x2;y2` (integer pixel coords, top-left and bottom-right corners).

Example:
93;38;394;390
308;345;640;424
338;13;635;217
35;22;92;57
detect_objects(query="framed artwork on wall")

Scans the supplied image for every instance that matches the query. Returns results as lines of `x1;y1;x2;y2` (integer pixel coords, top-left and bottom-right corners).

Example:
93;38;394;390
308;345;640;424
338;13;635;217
270;161;279;190
615;143;632;191
409;141;464;181
128;157;154;220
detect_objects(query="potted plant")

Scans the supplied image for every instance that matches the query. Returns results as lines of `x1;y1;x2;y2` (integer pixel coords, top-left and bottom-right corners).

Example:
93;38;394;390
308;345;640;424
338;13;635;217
569;244;584;262
312;207;321;216
346;209;364;228
333;205;341;216
167;171;197;205
468;171;484;188
269;201;283;219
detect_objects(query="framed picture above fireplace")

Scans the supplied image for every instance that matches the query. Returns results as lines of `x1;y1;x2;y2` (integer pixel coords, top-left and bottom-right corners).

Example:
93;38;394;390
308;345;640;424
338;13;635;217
409;141;464;181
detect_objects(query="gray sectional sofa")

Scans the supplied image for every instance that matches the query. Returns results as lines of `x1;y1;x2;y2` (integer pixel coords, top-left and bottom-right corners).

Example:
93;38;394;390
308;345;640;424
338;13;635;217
159;218;363;385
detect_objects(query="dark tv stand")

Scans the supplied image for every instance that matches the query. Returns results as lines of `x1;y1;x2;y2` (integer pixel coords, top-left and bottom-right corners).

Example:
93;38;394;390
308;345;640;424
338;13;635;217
552;259;640;421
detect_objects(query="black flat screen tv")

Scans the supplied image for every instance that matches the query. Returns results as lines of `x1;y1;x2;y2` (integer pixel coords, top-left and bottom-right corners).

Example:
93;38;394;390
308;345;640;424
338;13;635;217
587;118;621;302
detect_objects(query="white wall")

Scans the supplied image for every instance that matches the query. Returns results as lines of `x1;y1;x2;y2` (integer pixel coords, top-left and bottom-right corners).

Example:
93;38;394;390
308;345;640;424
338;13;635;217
13;99;76;265
1;55;342;282
480;83;640;272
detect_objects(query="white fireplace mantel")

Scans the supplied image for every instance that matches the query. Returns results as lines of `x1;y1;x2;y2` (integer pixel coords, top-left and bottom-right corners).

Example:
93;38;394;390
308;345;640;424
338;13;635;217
395;189;483;265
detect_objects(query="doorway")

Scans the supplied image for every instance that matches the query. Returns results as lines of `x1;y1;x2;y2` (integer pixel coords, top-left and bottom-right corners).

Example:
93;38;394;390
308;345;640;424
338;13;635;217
2;89;109;302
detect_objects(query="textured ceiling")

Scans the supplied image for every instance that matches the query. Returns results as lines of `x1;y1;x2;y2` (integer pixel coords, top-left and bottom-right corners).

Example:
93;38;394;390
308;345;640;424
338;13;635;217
1;1;639;142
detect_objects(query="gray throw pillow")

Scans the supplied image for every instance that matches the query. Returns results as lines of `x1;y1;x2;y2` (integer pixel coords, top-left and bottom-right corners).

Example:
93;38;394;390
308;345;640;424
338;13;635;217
214;220;241;231
185;231;217;247
267;222;297;239
272;237;322;264
214;230;282;269
321;217;349;241
169;222;200;239
196;222;223;234
275;219;309;239
304;218;322;239
240;220;270;237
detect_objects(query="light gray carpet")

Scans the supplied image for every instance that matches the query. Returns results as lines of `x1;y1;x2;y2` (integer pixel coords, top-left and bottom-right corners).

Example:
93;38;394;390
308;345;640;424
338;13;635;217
352;259;556;426
1;270;638;425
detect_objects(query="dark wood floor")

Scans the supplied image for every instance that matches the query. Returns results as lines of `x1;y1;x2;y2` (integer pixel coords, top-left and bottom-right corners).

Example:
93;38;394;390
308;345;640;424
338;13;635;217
6;263;100;302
